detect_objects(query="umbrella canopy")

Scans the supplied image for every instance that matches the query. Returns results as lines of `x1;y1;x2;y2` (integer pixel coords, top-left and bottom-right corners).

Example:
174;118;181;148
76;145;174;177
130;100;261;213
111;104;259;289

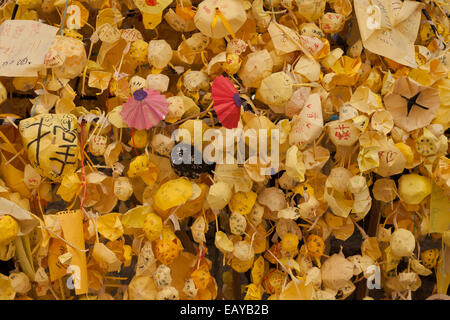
384;77;440;132
148;40;173;70
289;93;323;149
120;89;169;130
238;49;273;88
194;0;247;39
255;72;293;113
212;76;241;129
46;35;87;79
268;21;303;55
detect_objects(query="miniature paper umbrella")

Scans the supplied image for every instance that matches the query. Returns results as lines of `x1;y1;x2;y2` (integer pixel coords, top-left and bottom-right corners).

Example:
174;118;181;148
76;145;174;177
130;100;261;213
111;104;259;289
194;0;247;39
212;76;242;129
289;93;323;149
120;89;169;130
384;77;440;132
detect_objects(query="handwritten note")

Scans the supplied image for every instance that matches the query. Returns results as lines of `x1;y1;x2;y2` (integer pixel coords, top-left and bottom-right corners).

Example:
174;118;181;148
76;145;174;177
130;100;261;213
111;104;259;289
430;183;450;234
354;0;423;68
0;20;58;77
289;93;323;148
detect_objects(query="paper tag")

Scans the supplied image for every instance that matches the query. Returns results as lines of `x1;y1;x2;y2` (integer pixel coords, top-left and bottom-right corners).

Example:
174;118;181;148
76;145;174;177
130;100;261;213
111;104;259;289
430;184;450;234
0;20;58;77
58;210;88;295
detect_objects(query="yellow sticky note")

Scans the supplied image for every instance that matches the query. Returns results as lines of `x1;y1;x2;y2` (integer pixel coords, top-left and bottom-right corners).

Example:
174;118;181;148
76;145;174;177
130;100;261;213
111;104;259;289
430;184;450;234
58;210;88;295
48;239;68;282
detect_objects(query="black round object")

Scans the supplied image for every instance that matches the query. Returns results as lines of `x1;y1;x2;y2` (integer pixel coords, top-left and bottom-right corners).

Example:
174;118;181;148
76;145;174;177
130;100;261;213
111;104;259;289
242;98;254;113
0;259;15;276
170;143;215;179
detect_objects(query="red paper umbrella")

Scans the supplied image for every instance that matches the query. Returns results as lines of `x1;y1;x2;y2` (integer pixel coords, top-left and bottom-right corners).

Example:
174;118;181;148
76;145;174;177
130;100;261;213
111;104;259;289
212;76;242;129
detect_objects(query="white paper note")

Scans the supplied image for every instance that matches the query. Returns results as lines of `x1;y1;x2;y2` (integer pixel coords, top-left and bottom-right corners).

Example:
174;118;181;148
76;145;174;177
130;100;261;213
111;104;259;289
0;20;58;77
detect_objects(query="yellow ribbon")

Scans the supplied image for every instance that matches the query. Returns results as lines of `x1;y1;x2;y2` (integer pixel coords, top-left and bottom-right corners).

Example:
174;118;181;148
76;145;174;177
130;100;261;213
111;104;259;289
207;111;215;125
151;67;163;74
187;90;200;104
0;113;21;119
205;100;214;112
211;8;236;39
200;50;209;67
176;68;190;92
0;131;27;166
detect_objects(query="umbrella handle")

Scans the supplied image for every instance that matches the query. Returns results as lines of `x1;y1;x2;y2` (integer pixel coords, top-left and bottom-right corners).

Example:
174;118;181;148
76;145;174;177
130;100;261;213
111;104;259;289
211;8;236;39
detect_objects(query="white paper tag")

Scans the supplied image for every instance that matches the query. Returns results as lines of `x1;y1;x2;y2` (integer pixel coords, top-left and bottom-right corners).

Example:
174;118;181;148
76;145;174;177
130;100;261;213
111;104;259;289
0;20;58;77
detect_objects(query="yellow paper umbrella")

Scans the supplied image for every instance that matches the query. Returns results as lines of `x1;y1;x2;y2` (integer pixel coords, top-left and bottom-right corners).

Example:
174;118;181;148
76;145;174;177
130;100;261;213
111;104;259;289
19;114;79;182
296;0;326;22
153;178;193;217
45;36;87;79
398;174;432;205
238;49;273;88
384;77;441;132
194;0;247;39
319;12;345;34
147;40;173;70
88;71;112;92
164;8;197;32
255;72;293;112
142;12;164;30
143;213;163;241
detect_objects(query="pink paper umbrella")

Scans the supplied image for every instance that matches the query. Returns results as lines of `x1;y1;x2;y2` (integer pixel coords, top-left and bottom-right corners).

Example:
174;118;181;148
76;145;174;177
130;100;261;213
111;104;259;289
120;89;169;130
212;76;242;129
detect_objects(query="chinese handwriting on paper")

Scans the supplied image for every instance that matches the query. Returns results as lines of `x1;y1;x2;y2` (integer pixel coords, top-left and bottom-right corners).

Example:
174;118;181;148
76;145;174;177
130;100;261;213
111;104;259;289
0;20;58;76
334;124;350;140
378;150;397;164
25;117;51;167
20;114;79;180
50;124;78;176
